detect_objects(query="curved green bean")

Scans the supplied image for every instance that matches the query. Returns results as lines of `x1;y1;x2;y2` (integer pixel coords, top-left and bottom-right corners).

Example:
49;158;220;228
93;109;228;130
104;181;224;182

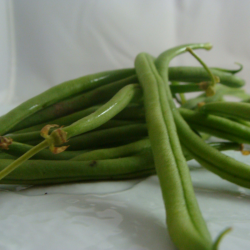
0;68;135;135
8;74;138;133
156;45;250;189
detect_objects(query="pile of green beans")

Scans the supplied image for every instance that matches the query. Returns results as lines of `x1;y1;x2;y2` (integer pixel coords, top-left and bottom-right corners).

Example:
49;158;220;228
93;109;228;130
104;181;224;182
1;43;250;250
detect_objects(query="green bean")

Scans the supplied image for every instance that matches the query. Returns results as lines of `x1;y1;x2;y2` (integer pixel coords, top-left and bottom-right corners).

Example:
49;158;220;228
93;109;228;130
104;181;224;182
0;152;16;160
170;82;212;94
71;138;151;160
211;62;243;74
7;66;244;134
181;85;236;109
14;105;139;135
60;84;141;138
180;108;250;144
0;69;135;135
0;140;241;185
7;119;139;144
177;119;250;188
171;81;187;104
182;144;250;188
62;124;148;150
136;46;213;250
3;141;85;160
183;142;241;161
168;66;245;88
71;136;240;161
199;102;250;121
12;106;101;134
6;131;44;143
114;104;145;120
0;84;142;180
8;74;138;133
0;151;154;185
156;44;217;249
156;45;250;189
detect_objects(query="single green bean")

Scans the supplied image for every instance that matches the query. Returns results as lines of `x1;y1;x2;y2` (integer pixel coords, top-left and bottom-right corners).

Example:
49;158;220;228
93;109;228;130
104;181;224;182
211;63;243;74
2;141;85;160
199;102;250;121
71;137;240;161
168;66;245;88
12;106;101;134
0;151;154;185
62;124;148;150
156;44;217;249
136;47;213;250
71;138;151;160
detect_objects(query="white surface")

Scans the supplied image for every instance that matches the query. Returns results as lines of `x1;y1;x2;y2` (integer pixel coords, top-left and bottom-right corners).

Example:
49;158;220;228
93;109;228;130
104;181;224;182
1;1;250;249
1;142;250;250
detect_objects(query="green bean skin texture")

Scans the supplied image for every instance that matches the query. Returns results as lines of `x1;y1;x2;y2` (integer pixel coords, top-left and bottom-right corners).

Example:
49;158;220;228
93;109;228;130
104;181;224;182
168;66;245;88
0;69;135;135
199;102;250;121
0;152;16;160
136;48;212;250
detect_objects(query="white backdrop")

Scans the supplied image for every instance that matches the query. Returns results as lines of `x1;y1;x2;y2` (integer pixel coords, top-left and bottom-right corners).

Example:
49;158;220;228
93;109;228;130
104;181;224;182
1;0;250;104
1;1;250;250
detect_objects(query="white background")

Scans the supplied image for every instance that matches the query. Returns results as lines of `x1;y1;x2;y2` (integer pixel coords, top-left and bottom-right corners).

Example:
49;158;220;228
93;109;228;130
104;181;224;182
0;1;250;249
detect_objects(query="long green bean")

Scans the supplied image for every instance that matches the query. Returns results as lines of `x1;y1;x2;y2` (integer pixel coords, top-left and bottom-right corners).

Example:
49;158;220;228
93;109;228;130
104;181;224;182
199;101;250;121
136;46;213;250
